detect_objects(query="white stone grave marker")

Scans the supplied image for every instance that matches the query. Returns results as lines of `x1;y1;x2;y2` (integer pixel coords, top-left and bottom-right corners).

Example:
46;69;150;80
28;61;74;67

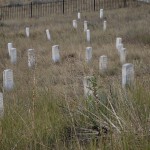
103;20;107;31
117;43;124;54
46;29;51;41
78;12;81;19
116;37;122;49
86;29;90;42
0;93;4;117
99;55;108;72
120;48;126;64
8;43;13;56
3;69;14;91
73;20;77;28
10;48;17;64
100;9;104;19
86;47;92;63
28;49;35;68
52;45;60;63
83;76;94;97
122;63;134;88
84;21;88;32
26;27;30;37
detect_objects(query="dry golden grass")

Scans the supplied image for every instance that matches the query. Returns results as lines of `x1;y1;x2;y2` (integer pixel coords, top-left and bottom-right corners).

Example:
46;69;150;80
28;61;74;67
0;4;150;149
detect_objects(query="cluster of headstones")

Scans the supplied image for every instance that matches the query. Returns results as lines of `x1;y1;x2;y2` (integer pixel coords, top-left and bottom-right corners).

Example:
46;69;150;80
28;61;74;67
84;36;134;97
74;10;134;97
73;10;108;74
73;10;106;41
0;9;135;117
0;23;61;117
84;44;134;97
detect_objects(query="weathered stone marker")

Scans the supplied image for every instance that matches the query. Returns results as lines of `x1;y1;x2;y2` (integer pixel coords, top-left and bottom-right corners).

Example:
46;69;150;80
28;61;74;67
10;48;17;64
116;37;122;50
103;20;107;31
122;63;134;88
52;45;60;63
28;49;35;68
46;29;51;40
84;21;88;32
3;69;14;91
100;9;104;19
86;29;90;42
86;47;92;63
83;76;94;97
8;43;13;56
99;55;108;72
78;12;81;19
73;20;77;28
26;27;30;37
0;93;4;117
120;48;126;64
117;43;124;54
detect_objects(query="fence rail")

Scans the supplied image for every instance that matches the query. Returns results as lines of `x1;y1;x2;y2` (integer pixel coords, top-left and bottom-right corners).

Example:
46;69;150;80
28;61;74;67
0;0;138;20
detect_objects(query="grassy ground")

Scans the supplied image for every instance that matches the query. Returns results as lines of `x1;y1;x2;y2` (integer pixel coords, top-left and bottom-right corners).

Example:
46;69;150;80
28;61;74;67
0;4;150;149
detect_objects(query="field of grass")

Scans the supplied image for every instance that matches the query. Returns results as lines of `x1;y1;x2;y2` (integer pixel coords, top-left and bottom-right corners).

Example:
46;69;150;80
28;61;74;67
0;4;150;149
